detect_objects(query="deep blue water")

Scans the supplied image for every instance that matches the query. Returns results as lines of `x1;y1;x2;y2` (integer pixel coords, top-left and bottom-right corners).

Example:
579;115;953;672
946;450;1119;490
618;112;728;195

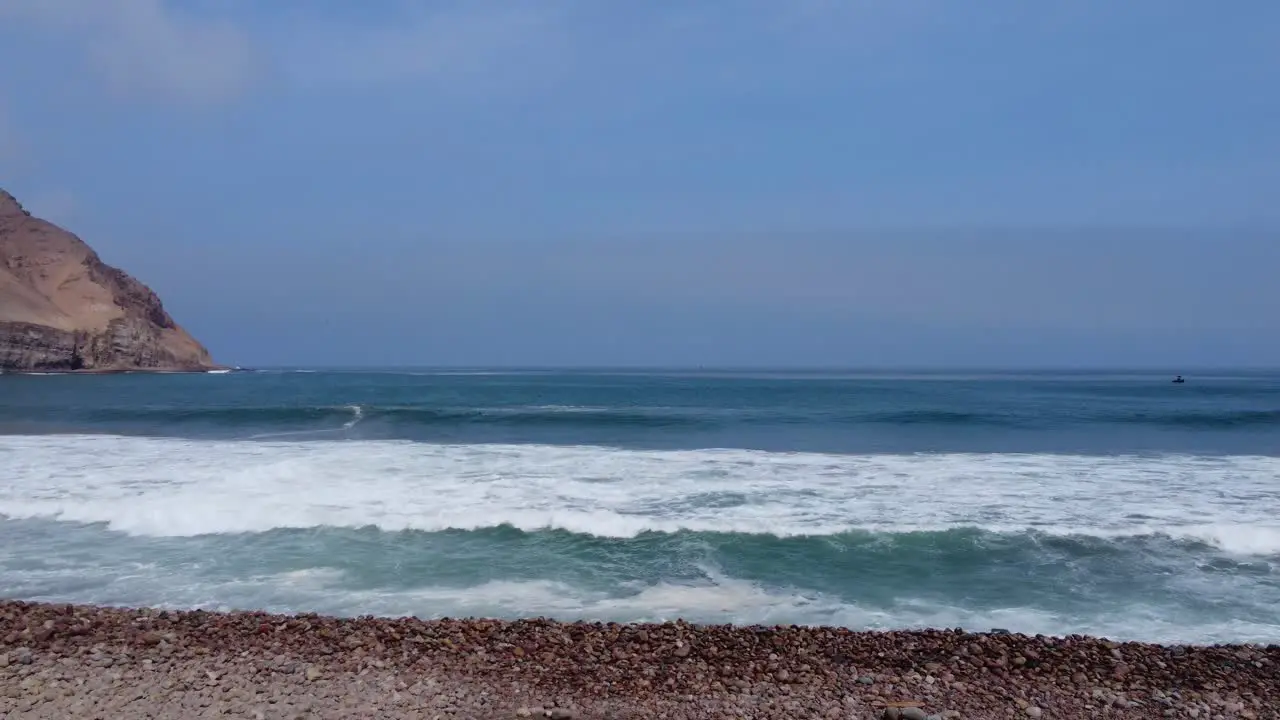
3;368;1279;454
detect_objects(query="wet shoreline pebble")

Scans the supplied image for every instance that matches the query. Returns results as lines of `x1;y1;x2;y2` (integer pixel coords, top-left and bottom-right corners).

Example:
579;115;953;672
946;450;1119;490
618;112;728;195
2;600;1278;718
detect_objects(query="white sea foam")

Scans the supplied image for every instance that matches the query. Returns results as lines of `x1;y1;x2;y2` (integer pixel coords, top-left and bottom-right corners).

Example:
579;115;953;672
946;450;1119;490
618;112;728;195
2;435;1279;555
342;405;365;429
2;558;1275;646
276;574;1279;645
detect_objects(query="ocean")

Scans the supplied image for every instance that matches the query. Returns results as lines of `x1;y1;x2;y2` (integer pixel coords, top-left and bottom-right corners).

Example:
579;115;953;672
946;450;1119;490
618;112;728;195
2;369;1279;645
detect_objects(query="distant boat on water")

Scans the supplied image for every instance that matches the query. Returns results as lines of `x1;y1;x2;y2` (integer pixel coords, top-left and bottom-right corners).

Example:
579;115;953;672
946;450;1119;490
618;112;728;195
1172;375;1186;384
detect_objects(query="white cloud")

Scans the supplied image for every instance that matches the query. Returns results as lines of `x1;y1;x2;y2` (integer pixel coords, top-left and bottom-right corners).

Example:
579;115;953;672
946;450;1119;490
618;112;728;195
0;1;922;109
266;2;567;96
0;1;919;110
0;0;570;103
0;0;254;105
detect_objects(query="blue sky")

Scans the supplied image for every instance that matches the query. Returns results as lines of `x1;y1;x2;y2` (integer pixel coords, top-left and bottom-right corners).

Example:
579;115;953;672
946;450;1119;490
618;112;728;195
1;1;1277;367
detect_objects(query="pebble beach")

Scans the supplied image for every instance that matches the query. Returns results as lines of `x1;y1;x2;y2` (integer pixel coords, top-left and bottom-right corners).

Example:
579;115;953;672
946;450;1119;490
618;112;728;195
2;601;1277;719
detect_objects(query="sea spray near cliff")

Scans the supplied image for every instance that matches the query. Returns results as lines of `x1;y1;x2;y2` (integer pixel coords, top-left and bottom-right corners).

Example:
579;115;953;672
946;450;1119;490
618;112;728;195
1;369;1279;645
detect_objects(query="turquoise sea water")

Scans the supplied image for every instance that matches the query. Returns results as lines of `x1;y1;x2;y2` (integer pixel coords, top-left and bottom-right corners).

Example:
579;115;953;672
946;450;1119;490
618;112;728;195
2;369;1279;644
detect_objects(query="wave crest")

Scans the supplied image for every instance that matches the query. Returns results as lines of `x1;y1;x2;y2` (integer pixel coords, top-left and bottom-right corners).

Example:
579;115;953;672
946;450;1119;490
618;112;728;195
2;435;1279;556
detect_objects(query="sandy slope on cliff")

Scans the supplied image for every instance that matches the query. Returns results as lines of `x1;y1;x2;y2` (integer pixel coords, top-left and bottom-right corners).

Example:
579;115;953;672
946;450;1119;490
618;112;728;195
0;189;216;371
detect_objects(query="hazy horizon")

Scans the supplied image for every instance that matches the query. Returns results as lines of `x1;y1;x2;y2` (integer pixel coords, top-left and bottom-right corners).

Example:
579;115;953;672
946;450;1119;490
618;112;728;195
227;365;1280;374
3;2;1277;368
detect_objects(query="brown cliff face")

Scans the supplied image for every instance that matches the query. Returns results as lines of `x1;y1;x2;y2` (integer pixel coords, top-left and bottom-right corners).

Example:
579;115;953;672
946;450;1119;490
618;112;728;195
0;189;217;372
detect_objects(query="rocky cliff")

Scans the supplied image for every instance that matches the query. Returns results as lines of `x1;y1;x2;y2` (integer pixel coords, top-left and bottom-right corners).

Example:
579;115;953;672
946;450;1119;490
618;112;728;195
0;189;218;372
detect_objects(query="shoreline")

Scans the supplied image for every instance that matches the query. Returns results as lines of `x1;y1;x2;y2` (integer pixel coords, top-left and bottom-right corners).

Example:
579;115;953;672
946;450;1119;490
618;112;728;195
3;600;1276;719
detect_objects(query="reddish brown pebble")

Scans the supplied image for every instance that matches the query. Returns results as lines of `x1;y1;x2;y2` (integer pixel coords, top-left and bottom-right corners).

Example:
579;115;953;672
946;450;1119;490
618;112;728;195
0;600;1277;719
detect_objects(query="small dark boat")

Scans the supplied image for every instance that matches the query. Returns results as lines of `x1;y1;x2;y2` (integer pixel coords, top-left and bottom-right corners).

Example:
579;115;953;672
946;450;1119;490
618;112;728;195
1172;375;1186;384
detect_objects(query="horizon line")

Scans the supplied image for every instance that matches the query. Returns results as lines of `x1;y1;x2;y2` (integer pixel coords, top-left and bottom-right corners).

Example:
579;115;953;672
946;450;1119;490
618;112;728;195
228;364;1280;373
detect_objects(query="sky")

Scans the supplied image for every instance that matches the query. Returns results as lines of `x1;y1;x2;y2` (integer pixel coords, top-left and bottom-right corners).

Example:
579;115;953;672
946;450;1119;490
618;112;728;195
1;0;1278;367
